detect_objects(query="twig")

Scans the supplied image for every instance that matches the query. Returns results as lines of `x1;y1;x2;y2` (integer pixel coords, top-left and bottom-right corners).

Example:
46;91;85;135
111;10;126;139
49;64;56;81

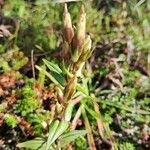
53;0;81;3
107;75;123;91
104;123;118;150
31;50;35;79
111;58;124;80
49;104;56;124
148;52;150;76
72;96;83;105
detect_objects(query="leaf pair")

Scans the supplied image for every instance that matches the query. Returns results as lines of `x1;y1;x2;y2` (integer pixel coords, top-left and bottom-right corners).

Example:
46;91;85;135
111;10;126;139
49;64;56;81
17;121;86;150
36;59;66;88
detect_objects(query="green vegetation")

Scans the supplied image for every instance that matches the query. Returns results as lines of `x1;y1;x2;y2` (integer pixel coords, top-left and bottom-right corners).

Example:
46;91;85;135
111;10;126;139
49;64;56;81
0;0;150;149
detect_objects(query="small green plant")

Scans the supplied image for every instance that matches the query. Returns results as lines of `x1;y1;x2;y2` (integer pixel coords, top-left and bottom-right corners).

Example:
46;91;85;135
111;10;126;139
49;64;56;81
15;79;40;116
4;114;17;128
1;0;150;149
18;2;94;149
0;50;28;72
17;101;86;149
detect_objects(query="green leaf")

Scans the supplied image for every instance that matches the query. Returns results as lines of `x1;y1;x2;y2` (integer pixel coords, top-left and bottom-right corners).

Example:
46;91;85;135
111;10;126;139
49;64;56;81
17;137;46;150
46;120;60;150
43;59;66;86
43;59;62;74
61;61;73;78
51;71;66;87
50;120;69;145
76;84;89;96
64;101;74;121
81;102;100;119
59;130;87;148
37;60;67;87
35;65;63;89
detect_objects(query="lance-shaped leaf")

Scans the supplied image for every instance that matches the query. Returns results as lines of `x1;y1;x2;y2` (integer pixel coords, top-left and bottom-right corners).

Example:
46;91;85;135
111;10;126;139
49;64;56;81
43;59;66;86
46;101;74;148
49;120;69;146
43;59;62;74
17;137;46;150
36;65;63;88
64;100;74;121
46;120;60;150
59;130;87;147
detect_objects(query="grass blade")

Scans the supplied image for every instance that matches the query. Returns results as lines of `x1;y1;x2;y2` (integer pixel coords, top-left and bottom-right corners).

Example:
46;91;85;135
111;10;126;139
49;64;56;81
81;105;96;150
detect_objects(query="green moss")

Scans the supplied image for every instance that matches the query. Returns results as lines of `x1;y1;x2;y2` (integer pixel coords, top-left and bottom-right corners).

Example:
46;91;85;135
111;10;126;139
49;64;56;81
15;79;41;116
75;136;88;150
4;114;17;128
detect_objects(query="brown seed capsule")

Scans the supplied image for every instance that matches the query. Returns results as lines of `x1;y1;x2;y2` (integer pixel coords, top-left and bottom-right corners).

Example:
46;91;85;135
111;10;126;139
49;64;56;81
63;3;74;44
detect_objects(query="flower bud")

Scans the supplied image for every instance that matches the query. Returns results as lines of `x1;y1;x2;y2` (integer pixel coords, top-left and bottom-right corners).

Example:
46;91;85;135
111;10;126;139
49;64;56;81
81;49;93;62
79;35;93;62
63;3;74;44
81;35;92;54
76;5;86;50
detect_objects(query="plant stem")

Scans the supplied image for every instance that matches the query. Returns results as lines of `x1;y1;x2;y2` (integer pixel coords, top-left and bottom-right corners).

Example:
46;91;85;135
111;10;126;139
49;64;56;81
71;106;82;130
64;75;77;102
81;106;96;150
93;99;113;148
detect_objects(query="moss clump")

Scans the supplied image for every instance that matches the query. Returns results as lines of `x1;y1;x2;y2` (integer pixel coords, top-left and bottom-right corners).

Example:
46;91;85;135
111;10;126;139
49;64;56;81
4;114;17;128
15;79;41;117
